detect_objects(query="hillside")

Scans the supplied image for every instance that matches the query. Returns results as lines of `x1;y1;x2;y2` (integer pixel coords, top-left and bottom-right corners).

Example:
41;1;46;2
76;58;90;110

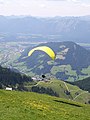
0;65;32;89
0;62;90;104
0;15;90;43
72;77;90;92
0;90;90;120
0;64;89;103
19;41;90;81
30;79;90;104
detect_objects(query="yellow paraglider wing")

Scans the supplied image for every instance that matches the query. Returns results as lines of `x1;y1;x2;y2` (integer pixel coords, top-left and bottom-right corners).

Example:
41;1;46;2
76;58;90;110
28;46;56;60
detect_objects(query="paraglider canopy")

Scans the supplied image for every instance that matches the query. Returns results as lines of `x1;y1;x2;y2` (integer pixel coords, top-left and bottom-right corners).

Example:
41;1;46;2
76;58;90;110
28;46;56;60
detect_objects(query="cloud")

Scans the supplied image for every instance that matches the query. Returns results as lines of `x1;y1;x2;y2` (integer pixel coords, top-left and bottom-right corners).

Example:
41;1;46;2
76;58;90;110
45;0;68;1
45;0;80;3
0;2;4;4
46;0;77;1
81;3;90;7
0;0;90;17
40;4;46;8
47;0;67;1
67;0;80;3
70;0;79;1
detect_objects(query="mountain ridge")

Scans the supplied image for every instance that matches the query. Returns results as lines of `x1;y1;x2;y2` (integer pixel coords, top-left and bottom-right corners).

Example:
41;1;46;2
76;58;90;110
19;41;90;81
0;15;90;43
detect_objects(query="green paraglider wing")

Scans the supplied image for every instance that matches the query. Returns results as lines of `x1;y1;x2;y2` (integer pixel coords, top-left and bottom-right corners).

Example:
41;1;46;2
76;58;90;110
28;46;56;60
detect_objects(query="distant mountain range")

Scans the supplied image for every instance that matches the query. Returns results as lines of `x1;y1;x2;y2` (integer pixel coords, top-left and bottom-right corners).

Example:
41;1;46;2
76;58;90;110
19;41;90;81
0;15;90;43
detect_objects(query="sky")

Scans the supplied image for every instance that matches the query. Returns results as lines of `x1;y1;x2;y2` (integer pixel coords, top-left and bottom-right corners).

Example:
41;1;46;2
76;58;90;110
0;0;90;17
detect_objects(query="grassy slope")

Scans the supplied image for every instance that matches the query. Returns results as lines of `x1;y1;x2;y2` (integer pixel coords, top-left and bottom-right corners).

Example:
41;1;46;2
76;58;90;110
32;79;90;103
0;90;90;120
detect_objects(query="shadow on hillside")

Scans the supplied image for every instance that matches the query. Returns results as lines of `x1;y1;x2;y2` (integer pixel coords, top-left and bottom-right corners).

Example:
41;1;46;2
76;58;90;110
53;99;82;107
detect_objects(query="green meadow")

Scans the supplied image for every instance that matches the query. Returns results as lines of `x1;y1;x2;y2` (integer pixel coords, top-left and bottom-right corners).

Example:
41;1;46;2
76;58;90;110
31;79;90;103
0;90;90;120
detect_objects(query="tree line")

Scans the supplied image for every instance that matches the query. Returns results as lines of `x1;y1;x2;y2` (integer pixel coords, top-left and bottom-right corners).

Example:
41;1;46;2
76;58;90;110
0;66;32;89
